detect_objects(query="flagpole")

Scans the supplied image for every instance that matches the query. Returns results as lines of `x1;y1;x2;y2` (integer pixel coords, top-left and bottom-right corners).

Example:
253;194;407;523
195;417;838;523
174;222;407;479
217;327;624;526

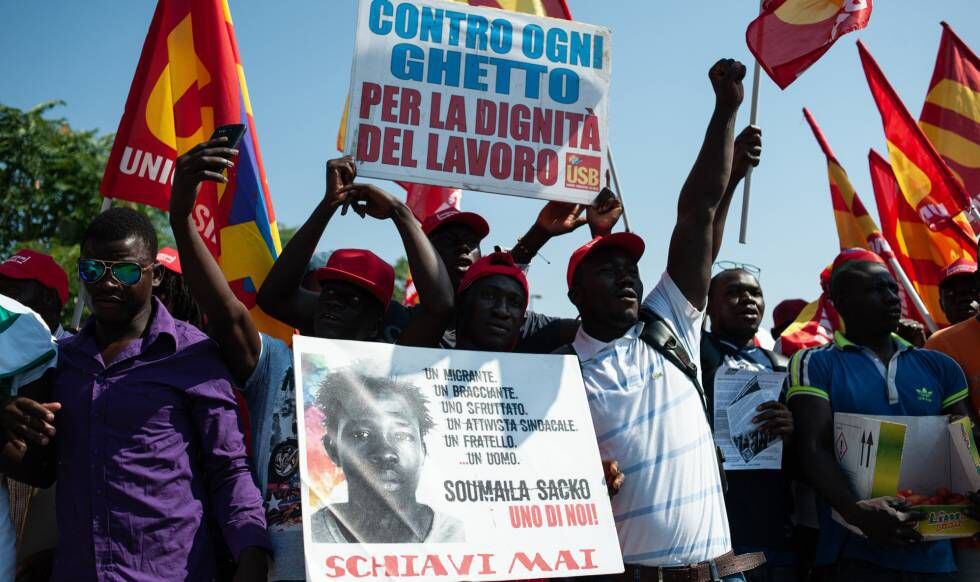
739;0;765;244
886;255;939;333
70;196;113;330
606;146;632;233
738;61;762;244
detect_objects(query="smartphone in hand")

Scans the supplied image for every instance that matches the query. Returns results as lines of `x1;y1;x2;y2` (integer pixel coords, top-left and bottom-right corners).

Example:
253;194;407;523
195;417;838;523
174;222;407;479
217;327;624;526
210;123;247;148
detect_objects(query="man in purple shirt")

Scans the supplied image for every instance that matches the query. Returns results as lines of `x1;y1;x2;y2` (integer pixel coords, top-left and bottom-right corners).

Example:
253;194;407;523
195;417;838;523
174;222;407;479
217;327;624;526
2;208;271;581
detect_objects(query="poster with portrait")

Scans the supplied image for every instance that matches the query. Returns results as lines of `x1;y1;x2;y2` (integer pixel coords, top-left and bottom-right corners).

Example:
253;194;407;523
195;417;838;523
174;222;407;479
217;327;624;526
293;336;623;581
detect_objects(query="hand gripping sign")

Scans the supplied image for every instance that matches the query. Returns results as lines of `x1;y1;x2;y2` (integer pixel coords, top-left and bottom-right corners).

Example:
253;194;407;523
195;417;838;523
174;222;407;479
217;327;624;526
343;0;612;204
294;336;623;580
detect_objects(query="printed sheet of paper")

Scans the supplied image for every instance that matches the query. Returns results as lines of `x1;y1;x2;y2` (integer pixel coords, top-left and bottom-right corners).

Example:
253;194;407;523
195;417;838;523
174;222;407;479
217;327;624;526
713;366;786;470
293;336;623;581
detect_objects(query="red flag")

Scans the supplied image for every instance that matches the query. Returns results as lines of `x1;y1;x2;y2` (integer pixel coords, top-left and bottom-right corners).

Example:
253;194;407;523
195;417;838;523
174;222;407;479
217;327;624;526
859;40;978;241
100;0;290;339
746;0;872;89
869;149;977;328
919;22;980;209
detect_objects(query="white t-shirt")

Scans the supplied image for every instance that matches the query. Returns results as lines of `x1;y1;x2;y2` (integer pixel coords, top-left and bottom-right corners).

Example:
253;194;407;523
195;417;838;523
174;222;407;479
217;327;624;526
573;273;731;566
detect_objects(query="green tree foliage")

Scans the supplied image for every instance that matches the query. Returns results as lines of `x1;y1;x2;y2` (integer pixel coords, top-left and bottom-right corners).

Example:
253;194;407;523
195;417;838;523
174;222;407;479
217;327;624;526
392;256;410;301
0;101;111;253
0;101;173;324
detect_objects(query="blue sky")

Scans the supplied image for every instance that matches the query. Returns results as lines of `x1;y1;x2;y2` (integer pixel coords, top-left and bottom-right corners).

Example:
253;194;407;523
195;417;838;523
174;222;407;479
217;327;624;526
2;1;976;324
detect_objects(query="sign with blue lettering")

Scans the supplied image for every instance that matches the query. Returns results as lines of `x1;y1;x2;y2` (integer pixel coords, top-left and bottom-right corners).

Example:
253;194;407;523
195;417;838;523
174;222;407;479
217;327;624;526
344;0;612;204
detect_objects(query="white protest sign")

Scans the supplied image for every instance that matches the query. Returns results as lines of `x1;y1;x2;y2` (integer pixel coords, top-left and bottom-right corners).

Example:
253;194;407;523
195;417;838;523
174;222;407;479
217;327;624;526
344;0;612;204
293;336;623;581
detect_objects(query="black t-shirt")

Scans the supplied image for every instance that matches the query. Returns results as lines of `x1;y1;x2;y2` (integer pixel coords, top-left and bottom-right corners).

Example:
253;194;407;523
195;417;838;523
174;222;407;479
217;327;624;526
382;302;574;354
701;332;795;565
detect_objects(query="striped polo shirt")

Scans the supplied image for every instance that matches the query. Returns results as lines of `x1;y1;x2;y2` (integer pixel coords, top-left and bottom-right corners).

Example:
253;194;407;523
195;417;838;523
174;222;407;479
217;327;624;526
787;331;969;573
573;273;731;566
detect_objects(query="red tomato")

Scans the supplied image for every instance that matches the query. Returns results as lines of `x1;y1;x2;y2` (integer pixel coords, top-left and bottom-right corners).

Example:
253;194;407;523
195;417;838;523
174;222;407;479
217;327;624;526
898;489;914;498
936;487;952;498
927;496;944;505
906;495;929;506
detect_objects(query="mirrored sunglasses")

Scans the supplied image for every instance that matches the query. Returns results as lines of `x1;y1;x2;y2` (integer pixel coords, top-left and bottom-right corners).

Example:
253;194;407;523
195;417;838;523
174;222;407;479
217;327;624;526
78;258;153;286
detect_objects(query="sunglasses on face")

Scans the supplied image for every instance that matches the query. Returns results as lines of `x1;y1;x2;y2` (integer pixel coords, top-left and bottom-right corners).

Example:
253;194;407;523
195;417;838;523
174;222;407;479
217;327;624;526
78;258;154;286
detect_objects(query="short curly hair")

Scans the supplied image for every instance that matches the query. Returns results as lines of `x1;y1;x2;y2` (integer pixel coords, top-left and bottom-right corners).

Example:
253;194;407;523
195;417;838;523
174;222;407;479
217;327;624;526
315;370;435;461
81;207;158;260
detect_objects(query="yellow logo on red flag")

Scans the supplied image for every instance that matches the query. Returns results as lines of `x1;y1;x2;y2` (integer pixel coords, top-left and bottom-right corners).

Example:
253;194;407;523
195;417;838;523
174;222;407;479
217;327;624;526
100;0;291;340
869;149;977;328
859;40;978;242
746;0;872;90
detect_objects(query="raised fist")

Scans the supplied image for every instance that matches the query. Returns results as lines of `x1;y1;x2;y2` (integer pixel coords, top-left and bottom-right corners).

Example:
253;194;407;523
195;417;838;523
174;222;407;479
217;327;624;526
709;58;747;110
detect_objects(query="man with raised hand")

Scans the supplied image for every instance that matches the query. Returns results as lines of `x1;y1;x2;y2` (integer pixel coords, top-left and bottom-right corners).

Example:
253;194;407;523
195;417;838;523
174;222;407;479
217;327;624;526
169;145;453;580
562;58;764;581
789;248;973;580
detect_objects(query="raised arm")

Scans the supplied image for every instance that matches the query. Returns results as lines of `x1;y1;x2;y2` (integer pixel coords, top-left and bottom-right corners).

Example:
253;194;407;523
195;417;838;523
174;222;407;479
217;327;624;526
170;139;261;384
789;394;919;546
711;125;762;261
256;157;356;330
666;59;745;309
335;183;455;347
510;201;586;265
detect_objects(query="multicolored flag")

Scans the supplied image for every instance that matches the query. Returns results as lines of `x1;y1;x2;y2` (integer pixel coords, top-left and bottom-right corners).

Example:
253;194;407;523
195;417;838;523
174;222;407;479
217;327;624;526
100;0;290;339
919;22;980;212
859;40;979;241
746;0;872;89
869;149;977;328
778;266;841;357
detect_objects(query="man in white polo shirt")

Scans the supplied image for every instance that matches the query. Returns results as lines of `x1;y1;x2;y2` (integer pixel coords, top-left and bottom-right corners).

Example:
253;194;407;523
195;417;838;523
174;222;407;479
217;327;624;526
561;58;763;581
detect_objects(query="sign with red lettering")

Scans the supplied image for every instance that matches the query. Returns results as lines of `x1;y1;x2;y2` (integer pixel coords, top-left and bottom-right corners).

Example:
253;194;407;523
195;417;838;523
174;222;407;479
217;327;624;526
293;336;623;580
344;0;612;204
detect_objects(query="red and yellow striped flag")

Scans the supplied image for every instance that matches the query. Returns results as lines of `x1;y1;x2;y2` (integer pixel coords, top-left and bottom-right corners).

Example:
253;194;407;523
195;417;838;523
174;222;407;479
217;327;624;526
919;22;980;218
803;108;892;257
859;40;978;243
802;107;930;322
869;149;977;328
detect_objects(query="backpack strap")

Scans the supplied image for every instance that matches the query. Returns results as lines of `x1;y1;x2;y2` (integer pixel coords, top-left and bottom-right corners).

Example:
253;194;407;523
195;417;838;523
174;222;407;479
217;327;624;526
637;308;728;492
638;308;709;414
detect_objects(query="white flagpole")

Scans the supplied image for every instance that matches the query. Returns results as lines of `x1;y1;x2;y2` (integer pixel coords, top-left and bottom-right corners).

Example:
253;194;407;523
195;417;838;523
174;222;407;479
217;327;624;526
739;0;765;244
70;196;113;330
886;255;939;333
738;59;762;244
606;146;632;233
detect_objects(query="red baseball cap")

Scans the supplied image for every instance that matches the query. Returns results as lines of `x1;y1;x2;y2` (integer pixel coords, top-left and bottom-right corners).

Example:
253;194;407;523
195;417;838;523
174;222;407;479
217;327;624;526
157;247;182;275
0;249;69;306
457;252;530;310
566;232;645;289
940;257;977;286
421;208;490;240
313;249;394;311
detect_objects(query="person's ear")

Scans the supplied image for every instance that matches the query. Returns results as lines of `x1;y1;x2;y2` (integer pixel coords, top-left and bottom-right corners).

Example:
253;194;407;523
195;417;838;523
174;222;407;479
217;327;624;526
150;263;164;288
567;287;581;310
